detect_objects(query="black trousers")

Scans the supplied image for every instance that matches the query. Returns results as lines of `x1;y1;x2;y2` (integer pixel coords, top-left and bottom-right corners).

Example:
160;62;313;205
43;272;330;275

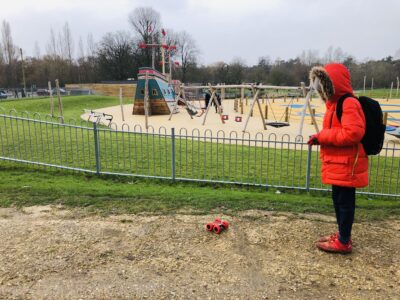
332;185;356;244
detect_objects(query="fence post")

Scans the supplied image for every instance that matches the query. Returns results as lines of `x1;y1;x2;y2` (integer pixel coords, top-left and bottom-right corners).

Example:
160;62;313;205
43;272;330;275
171;127;176;181
93;122;101;175
305;144;312;191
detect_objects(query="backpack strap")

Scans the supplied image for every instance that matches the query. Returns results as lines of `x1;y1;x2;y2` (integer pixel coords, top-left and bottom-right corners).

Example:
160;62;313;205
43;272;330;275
336;93;356;122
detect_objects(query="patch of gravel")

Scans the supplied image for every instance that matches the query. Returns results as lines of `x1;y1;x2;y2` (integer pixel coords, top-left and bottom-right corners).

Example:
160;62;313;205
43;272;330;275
0;206;399;299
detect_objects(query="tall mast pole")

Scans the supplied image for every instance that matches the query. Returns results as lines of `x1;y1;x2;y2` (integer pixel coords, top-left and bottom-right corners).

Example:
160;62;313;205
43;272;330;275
151;32;155;70
20;48;26;96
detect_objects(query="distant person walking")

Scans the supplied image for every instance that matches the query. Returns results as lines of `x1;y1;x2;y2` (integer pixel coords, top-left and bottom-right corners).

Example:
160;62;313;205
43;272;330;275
308;63;368;254
14;89;19;98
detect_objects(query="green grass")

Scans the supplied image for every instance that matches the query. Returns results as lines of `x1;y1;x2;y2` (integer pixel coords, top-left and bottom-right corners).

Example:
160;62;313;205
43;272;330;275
355;88;400;99
0;95;399;197
0;95;131;122
0;164;399;221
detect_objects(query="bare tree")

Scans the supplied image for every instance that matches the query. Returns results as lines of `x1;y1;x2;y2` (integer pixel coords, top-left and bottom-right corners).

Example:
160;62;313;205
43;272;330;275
62;22;74;63
78;36;85;60
33;41;41;59
128;7;161;41
46;28;58;57
128;7;162;67
1;20;16;65
176;31;199;82
86;33;96;58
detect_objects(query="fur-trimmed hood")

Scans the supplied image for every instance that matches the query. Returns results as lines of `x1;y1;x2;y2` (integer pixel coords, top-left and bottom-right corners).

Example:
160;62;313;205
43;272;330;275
309;63;353;102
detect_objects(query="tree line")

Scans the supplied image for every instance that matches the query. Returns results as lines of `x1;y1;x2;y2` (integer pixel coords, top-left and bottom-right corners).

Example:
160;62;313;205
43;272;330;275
0;7;399;91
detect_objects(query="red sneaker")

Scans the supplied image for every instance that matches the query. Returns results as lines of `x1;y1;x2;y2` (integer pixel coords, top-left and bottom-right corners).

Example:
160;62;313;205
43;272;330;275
317;232;352;244
316;236;352;254
317;231;338;243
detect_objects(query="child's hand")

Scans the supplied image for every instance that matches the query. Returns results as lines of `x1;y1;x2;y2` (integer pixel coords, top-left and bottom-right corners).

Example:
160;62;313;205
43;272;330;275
307;134;319;146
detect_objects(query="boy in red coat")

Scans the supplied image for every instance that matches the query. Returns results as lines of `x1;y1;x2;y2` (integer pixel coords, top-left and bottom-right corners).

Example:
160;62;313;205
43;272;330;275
308;63;368;254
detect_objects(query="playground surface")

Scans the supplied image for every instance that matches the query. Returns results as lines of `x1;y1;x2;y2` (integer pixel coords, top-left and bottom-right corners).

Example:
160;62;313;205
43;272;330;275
0;206;399;299
83;97;400;143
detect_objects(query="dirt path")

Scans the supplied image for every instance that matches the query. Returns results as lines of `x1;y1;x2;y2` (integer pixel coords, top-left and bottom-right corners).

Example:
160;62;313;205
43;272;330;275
0;206;399;299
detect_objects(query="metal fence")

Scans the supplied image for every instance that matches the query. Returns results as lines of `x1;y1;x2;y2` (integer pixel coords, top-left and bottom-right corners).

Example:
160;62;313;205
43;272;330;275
0;110;399;198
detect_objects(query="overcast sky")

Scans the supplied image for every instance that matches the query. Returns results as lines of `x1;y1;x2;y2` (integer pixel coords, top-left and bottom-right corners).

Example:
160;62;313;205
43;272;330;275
1;0;399;65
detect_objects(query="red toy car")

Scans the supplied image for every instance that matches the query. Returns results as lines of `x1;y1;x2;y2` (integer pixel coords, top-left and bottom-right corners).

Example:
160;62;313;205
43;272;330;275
205;218;229;234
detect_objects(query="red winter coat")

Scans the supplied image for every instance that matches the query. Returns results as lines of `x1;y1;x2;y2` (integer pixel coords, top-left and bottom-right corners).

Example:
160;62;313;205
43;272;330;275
316;64;368;188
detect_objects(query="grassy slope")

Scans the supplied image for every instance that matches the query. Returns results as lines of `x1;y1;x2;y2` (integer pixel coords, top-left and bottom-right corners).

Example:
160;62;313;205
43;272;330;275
0;94;399;220
0;95;131;122
0;163;399;221
355;88;400;99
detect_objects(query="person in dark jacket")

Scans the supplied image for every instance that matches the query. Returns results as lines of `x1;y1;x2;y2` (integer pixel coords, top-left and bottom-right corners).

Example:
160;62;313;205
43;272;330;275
204;91;211;109
212;92;223;113
308;63;368;254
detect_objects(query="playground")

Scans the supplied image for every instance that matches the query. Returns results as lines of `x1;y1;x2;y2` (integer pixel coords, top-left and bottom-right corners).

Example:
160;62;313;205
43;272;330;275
0;205;399;299
83;93;400;143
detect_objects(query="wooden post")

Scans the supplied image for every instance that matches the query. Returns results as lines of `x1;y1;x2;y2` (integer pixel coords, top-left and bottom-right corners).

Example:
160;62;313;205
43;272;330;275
311;108;316;125
284;107;289;122
264;104;268;120
55;79;63;122
272;96;275;103
245;97;248;106
144;72;150;129
48;81;54;117
240;101;243;114
383;112;388;125
119;87;125;122
284;95;286;102
389;82;394;100
363;75;366;95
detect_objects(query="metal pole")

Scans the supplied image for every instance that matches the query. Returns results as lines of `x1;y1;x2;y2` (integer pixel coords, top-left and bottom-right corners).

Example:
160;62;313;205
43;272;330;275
305;144;312;191
48;81;54;116
20;48;26;96
55;79;64;122
397;77;399;97
93;122;100;175
119;87;125;122
171;127;176;181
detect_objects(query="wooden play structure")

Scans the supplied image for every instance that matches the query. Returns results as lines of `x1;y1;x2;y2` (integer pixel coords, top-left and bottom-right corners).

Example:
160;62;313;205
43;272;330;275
132;27;321;133
132;68;177;116
168;82;320;134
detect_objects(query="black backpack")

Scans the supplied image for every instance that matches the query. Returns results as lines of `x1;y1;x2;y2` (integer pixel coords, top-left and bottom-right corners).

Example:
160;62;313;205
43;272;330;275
336;93;385;155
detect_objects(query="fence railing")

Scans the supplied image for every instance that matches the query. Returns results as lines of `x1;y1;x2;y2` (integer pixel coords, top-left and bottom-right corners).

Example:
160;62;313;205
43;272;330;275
0;110;399;198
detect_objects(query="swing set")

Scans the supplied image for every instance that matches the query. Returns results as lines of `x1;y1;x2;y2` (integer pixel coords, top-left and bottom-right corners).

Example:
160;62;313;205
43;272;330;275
168;82;320;134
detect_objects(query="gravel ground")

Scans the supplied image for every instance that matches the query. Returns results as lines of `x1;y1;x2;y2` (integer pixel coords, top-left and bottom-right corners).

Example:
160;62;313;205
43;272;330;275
0;206;399;299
